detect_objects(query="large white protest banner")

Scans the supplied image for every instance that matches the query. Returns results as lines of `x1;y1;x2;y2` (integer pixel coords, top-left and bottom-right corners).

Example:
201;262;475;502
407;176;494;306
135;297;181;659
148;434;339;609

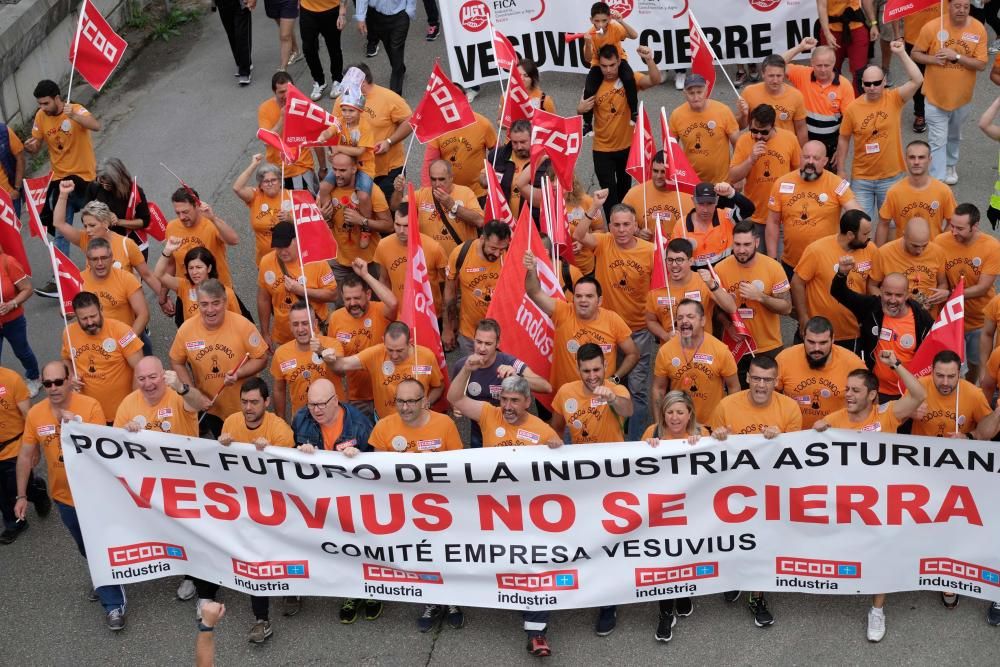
64;422;1000;609
439;0;820;86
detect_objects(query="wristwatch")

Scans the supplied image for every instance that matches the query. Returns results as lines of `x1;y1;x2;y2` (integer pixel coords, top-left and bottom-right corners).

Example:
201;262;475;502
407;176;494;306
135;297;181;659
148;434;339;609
954;53;961;63
449;201;460;216
611;375;621;385
177;383;190;396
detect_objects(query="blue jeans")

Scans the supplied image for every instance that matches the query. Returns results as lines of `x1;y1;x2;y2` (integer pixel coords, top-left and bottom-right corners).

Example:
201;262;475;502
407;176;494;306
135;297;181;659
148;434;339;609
0;314;39;379
56;501;126;613
925;101;973;180
852;173;903;226
624;328;654;441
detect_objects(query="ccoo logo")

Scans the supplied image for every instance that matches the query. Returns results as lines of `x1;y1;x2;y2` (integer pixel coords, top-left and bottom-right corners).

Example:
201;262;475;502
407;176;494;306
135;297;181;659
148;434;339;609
920;558;1000;587
108;541;187;566
776;557;861;578
232;558;310;580
635;562;719;587
497;569;579;592
363;563;444;584
459;0;490;31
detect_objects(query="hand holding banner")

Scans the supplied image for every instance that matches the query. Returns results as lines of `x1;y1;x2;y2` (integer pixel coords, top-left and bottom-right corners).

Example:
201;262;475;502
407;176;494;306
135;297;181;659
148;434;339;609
68;0;128;92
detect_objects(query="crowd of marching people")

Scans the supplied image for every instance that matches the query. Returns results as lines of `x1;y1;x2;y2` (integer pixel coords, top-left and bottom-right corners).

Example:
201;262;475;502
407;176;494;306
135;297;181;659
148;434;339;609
7;0;1000;659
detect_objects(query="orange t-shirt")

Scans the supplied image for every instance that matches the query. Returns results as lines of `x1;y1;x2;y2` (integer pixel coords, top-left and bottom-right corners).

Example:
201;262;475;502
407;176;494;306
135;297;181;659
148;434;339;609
270;336;346;413
670;100;739;184
986;344;1000;382
731;129;801;224
714;253;791;354
768;169;856;266
31;103;96;180
621;185;693;238
61;319;143;419
785;63;855;118
708;390;803;435
588;20;628;64
82;267;142;328
257;250;337;344
775;344;868;428
428;113;497;198
0;254;29;326
247;189;282;263
670;210;736;266
879;177;956;234
341;84;411;176
839;89;906;181
794;235;883;341
176;277;240;322
258;97;315;177
593;78;632;153
644;272;716;337
550;300;633;390
326;183;388;266
654;333;738;424
78;231;144;274
413;184;484;258
23;394;105;505
914;16;988;111
911;378;992;437
446;239;504;338
873;312;919;395
934;231;1000;331
331;112;376;178
165;217;233;286
168;313;270;419
591;233;654;331
741;83;807;135
878;238;946;306
375;233;448;311
0;368;28;460
552;380;630;444
113;388;199;436
984;296;1000;347
824;402;903;432
369;411;464;452
320;409;345;449
825;0;864;30
326;302;391;402
478;405;560;447
0;127;23;195
356;343;443;418
221;411;295;447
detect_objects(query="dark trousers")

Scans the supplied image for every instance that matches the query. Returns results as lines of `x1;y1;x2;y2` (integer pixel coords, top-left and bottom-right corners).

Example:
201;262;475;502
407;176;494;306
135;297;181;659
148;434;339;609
217;0;253;76
0;314;40;380
523;609;549;638
375;167;403;205
56;501;127;612
367;9;409;94
592;148;631;219
423;0;439;24
904;41;925;118
300;7;343;86
582;61;637;124
0;458;46;531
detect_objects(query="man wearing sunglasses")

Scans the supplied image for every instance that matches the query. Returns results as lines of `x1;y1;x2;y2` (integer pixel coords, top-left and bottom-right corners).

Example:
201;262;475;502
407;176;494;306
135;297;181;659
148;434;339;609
15;360;124;630
837;40;923;224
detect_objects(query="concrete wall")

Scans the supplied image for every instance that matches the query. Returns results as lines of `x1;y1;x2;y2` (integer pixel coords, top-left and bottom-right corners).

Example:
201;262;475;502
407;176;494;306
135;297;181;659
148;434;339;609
0;0;145;127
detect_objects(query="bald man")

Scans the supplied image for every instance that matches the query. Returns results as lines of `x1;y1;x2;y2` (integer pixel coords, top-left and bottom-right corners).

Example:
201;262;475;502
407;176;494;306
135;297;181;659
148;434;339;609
877;217;949;312
291;378;373;454
832;270;935;401
114;356;206;436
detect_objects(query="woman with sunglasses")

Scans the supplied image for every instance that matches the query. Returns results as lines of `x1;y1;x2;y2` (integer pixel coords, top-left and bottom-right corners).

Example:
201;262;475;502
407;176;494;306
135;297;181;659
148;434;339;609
232;154;284;263
642;391;706;643
154;242;240;323
84;158;152;255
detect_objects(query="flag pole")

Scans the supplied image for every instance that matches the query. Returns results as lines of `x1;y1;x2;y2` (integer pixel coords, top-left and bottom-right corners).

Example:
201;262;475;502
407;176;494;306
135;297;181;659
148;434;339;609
66;0;87;105
487;16;510;101
495;81;513;165
402;133;418;179
50;245;78;378
638;101;650;237
690;12;742;101
955;380;960;434
661;107;689;239
654;213;675;335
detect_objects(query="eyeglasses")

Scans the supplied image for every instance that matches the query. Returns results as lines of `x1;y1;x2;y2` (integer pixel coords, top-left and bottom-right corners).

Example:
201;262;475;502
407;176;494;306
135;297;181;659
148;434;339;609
861;79;884;87
665;257;688;265
88;254;112;263
260;178;280;184
42;378;67;388
307;395;335;410
395;396;425;407
748;127;770;136
748;375;777;385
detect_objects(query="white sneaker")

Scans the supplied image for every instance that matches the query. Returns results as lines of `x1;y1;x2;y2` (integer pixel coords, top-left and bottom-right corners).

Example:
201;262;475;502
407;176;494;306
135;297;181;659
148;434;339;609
26;378;41;398
176;578;197;601
466;87;480;103
310;81;327;101
329;80;343;99
196;597;211;621
867;606;886;642
944;166;959;185
675;71;686;90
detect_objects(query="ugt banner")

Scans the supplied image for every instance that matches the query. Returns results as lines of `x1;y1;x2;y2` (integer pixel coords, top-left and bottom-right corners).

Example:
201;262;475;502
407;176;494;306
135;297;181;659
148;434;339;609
440;0;820;86
64;422;1000;607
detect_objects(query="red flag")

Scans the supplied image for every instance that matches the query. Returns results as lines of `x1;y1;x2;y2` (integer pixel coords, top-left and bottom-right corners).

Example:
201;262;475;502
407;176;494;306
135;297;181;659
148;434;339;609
883;0;939;23
722;312;758;362
409;62;477;144
492;29;518;71
287;190;338;264
530;109;582;191
625;101;654;183
486;210;565;408
68;0;128;91
257;128;301;164
50;244;83;315
906;280;965;378
0;189;30;275
483;160;514;227
283;83;340;147
125;177;167;244
22;174;50;239
649;214;669;291
688;14;716;97
659;108;698;194
400;183;450;403
542;178;574;265
499;65;535;129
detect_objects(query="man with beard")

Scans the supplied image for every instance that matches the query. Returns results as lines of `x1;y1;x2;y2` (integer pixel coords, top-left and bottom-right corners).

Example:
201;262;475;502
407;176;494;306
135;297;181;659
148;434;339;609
652;299;740;425
876;140;955;245
765;140;860;279
792;210;883;350
60;291;143;423
81;237;149;340
813;361;926;642
776;316;866;428
443;220;511;355
715;221;792;384
482;120;531;216
271;301;346;420
670;182;754;268
877;217;949;313
832;270;934;401
622;150;695;239
911;350;1000;439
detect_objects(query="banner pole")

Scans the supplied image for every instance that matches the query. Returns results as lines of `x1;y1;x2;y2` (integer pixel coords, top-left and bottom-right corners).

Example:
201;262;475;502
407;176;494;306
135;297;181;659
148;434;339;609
66;0;87;105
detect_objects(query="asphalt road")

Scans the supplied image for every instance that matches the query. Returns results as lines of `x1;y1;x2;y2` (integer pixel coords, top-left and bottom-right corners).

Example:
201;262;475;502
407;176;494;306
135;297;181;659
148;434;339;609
6;5;1000;664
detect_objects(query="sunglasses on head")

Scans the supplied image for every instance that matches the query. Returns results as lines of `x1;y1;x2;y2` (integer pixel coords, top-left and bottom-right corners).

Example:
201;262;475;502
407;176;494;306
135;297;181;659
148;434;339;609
42;378;67;388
